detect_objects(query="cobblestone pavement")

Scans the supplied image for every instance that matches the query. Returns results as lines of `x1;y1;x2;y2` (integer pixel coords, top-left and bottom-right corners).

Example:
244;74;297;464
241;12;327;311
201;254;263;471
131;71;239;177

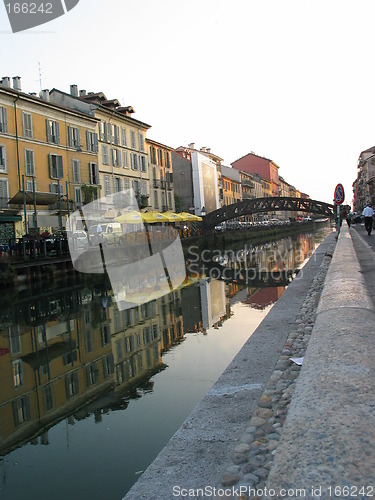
216;238;337;500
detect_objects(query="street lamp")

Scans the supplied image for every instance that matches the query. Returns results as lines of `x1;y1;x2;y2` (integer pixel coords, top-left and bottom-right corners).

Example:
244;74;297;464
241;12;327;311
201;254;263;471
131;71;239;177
201;206;206;216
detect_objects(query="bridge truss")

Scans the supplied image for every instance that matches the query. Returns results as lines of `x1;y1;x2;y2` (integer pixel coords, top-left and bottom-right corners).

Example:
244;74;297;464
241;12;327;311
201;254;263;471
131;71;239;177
203;197;335;229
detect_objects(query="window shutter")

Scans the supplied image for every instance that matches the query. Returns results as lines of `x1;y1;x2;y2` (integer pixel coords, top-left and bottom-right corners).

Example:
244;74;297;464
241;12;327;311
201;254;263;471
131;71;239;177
89;163;93;184
94;133;98;152
0;178;8;199
2;107;8;133
68;126;73;147
57;156;63;178
48;154;53;178
117;149;121;167
111;149;115;166
86;131;90;151
56;122;60;144
46;119;51;142
95;164;99;184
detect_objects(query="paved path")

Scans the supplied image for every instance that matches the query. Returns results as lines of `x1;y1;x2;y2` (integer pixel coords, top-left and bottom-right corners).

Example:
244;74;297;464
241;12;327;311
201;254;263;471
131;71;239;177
350;223;375;305
265;225;375;499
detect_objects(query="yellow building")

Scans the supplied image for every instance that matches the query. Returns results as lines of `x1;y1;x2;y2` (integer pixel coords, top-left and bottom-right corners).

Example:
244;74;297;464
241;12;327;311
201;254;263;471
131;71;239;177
0;77;99;239
221;165;241;205
50;86;151;210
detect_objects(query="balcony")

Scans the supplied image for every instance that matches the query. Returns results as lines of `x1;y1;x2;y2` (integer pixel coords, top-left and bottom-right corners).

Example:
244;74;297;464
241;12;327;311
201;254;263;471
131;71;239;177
242;180;255;188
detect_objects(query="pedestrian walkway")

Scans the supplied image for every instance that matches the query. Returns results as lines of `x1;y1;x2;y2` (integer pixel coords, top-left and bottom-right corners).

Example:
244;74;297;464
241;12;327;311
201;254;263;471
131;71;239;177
265;225;375;498
350;222;375;306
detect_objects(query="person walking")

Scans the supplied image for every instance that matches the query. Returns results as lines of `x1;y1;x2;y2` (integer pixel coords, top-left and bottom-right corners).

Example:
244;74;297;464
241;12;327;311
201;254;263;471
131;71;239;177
362;203;374;235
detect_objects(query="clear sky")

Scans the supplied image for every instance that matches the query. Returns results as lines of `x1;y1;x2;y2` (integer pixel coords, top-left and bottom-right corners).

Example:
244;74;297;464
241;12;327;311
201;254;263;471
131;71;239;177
1;0;373;205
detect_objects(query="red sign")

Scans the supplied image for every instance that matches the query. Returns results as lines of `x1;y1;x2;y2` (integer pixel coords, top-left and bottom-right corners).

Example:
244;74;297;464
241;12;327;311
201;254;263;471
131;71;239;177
334;183;345;205
0;348;10;356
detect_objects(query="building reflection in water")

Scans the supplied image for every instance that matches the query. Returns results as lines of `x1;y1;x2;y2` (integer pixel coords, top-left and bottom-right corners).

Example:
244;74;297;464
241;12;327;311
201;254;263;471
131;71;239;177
0;231;319;464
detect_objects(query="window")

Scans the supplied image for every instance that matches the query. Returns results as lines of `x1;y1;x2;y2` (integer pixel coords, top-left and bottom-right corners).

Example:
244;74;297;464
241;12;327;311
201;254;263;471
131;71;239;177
158;149;164;166
72;159;80;183
130;130;136;149
103;354;114;377
9;325;21;354
102;145;109;165
114;309;121;330
86;131;98;152
99;121;109;142
0;179;8;208
113;125;120;145
141;180;147;196
140;156;147;173
116;340;123;360
65;372;79;399
130;153;138;170
13;396;30;426
86;363;98;386
165;151;170;168
154;190;159;209
132;179;139;193
50;182;63;194
112;148;122;167
25;149;35;176
68;126;81;149
0;106;8;133
26;179;36;192
22;112;33;138
74;187;82;206
122;150;129;168
123;177;130;190
138;133;145;152
121;127;127;147
104;175;111;196
113;177;122;193
89;162;99;185
107;123;113;143
168;192;172;209
13;360;24;387
46;119;60;144
43;384;54;412
150;146;157;165
85;330;93;353
49;154;63;179
0;145;7;171
101;324;110;346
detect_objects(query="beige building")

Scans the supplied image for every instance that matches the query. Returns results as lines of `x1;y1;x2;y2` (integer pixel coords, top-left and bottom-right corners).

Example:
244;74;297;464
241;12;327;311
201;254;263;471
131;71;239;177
50;85;151;210
146;138;175;211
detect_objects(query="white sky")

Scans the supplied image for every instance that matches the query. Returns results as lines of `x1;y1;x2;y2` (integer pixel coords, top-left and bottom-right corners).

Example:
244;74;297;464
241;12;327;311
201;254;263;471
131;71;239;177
1;0;374;205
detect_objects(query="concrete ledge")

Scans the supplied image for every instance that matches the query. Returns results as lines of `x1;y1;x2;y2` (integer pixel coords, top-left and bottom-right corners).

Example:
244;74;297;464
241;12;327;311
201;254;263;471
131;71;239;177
265;226;375;498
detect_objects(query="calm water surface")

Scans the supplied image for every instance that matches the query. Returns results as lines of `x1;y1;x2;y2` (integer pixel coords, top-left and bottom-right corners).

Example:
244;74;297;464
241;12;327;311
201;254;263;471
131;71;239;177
0;228;331;500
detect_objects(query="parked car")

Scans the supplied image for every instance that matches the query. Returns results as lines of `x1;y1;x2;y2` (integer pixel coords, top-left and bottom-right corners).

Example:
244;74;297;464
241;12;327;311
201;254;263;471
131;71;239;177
87;222;123;246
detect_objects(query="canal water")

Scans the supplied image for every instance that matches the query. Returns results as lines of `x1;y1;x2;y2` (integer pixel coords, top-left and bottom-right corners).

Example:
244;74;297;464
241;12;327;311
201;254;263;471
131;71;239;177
0;227;331;500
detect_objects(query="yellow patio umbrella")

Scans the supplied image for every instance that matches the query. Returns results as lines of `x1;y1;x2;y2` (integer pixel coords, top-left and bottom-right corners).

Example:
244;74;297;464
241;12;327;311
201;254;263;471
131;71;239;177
114;211;143;224
141;210;174;223
162;211;186;222
178;212;203;222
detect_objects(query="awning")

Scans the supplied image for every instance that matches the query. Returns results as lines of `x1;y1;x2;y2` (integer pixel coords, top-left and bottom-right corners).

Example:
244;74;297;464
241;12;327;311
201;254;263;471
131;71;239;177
0;215;22;222
8;191;59;206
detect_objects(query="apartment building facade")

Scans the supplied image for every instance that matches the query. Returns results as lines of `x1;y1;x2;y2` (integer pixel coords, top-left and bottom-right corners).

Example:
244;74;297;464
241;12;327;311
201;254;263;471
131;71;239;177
0;77;99;239
146;138;175;211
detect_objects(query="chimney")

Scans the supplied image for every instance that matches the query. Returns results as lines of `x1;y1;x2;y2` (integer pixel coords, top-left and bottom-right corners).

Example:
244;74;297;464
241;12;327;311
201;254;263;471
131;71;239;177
29;92;37;97
39;89;50;101
79;89;86;97
13;76;21;91
70;84;78;97
188;143;195;149
1;76;11;88
206;147;211;153
201;146;206;152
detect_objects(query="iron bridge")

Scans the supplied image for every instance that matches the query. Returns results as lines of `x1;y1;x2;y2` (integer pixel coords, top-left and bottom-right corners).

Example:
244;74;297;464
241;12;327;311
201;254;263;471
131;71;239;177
203;197;335;229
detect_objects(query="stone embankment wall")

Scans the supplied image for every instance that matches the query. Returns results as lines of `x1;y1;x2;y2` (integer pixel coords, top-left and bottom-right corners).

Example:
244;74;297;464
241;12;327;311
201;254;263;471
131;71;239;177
124;232;336;500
